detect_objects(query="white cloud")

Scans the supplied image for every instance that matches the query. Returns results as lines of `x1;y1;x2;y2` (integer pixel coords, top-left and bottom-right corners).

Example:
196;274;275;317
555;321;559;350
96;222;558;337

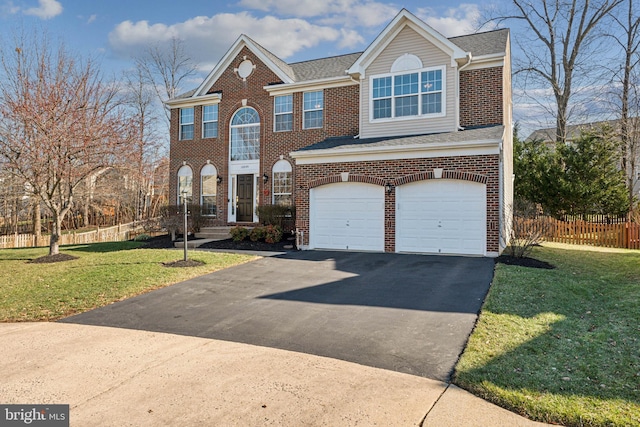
109;12;344;64
23;0;62;20
1;1;20;15
87;14;97;24
239;0;397;28
416;4;485;37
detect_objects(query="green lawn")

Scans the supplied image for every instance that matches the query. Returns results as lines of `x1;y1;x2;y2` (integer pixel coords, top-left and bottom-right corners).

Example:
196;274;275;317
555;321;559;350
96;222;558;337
454;243;640;427
0;242;257;322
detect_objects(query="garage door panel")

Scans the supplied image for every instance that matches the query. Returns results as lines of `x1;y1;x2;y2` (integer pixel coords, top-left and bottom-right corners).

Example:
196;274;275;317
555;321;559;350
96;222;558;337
396;180;486;255
311;183;384;252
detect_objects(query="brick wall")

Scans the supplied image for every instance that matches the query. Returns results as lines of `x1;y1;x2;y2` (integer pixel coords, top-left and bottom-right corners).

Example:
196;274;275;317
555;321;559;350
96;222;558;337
295;154;501;253
459;66;504;128
169;46;359;223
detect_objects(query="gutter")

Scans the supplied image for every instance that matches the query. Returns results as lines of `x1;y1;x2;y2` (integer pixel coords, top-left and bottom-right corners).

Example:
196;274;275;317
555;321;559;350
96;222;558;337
457;53;473;131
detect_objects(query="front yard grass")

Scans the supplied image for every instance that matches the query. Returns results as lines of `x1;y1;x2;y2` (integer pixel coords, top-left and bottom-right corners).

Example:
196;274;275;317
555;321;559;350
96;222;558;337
0;242;257;322
454;243;640;427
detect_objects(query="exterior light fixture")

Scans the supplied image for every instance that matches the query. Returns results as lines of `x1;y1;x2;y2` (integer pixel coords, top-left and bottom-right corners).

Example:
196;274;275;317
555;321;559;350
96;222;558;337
216;176;222;184
263;173;269;183
386;183;394;194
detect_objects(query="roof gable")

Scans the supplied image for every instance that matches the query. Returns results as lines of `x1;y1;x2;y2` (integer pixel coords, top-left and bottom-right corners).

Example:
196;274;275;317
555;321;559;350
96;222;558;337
348;9;468;77
193;34;295;97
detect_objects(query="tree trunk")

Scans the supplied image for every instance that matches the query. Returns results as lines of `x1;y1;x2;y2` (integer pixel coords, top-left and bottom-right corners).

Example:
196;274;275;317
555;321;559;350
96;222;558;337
49;212;62;255
33;202;41;239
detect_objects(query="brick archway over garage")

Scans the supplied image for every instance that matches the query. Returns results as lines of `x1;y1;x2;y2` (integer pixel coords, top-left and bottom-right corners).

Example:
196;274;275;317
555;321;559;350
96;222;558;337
307;174;386;189
393;170;488;187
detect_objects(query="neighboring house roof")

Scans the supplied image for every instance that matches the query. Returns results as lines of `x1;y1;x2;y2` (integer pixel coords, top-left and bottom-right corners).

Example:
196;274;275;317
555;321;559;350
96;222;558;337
296;125;504;152
526;118;640;142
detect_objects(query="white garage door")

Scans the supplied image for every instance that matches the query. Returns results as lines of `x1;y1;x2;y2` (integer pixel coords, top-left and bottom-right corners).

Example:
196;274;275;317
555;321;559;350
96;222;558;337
310;182;384;251
396;179;486;255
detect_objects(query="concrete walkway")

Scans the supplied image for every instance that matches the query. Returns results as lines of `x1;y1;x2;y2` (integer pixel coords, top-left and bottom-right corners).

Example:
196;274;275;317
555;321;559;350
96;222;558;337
0;323;550;426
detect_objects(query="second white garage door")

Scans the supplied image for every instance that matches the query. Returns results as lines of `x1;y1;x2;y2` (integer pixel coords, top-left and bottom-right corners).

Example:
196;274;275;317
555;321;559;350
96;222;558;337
310;182;384;251
396;179;486;255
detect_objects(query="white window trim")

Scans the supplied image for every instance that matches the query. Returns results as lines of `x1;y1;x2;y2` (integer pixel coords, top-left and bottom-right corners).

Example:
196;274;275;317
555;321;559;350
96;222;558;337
303;90;324;130
200;164;217;217
272;159;293;205
368;65;446;123
229;107;261;162
177;165;193;204
179;107;194;140
274;94;293;132
202;104;219;139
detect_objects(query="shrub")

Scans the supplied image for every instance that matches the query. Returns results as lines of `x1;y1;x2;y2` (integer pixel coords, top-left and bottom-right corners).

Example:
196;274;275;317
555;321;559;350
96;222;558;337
133;233;150;241
230;226;249;242
257;204;295;232
249;226;266;242
264;225;283;244
506;200;551;258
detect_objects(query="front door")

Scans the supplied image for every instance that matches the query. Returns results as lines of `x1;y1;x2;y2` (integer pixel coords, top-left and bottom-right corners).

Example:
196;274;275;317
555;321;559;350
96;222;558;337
237;174;254;222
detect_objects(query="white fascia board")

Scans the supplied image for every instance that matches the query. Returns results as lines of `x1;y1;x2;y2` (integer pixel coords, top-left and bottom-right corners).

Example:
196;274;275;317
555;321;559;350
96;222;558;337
165;93;222;109
348;9;468;77
291;138;501;165
194;35;294;97
264;76;357;96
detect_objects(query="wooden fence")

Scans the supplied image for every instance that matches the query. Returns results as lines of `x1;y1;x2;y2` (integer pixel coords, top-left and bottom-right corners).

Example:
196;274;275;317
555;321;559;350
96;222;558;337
0;222;148;249
521;216;640;250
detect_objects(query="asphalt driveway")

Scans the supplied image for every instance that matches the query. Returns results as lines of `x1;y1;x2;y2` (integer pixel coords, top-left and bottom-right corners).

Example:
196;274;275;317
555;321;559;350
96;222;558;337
61;251;495;381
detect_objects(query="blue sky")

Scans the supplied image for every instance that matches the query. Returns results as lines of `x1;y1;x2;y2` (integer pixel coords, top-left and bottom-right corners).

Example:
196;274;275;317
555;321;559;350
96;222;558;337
0;0;492;77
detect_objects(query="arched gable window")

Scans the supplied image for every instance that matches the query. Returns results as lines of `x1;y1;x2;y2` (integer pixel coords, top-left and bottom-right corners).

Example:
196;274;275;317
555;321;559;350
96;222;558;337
272;159;292;206
230;107;260;161
201;164;217;216
177;165;193;204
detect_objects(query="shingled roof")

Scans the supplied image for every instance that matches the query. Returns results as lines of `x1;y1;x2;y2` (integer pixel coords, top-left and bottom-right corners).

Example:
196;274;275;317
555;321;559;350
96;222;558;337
449;29;509;57
296;125;504;153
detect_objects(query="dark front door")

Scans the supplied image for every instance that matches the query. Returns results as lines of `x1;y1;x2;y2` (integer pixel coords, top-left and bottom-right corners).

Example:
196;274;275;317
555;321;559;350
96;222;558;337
237;174;254;222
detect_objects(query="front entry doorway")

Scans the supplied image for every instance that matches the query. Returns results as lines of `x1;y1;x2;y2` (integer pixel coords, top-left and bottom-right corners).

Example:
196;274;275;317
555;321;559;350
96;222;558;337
237;174;254;222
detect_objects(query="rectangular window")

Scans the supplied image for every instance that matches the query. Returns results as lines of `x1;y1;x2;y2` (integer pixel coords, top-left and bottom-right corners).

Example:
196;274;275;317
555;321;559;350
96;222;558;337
303;91;323;129
274;95;293;132
394;73;418;117
421;69;443;114
372;76;392;119
273;171;292;206
201;175;217;217
202;105;218;138
370;66;445;121
179;107;194;140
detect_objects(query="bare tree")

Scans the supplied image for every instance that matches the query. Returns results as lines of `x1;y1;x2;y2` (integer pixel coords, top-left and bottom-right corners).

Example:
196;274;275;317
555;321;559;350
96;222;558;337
0;32;134;255
487;0;623;143
135;37;197;122
122;66;163;221
608;0;640;210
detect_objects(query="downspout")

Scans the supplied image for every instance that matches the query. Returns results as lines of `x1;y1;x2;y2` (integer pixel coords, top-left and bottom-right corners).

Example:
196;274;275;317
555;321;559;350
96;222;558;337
457;53;473;131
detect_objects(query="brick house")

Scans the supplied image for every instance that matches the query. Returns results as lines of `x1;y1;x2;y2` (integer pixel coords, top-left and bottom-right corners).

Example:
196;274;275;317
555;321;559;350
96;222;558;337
167;9;513;257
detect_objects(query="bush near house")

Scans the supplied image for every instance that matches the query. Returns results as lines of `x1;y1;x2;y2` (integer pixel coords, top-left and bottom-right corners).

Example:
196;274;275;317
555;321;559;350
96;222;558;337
257;205;295;232
230;225;284;244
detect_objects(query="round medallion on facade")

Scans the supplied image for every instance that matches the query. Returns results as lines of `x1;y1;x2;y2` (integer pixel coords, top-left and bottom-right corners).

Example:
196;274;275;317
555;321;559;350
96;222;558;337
237;59;254;80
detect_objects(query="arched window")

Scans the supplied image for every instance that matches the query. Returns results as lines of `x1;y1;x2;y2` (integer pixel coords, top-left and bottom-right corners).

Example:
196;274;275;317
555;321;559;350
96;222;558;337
230;107;260;161
201;164;217;216
177;165;193;204
272;159;292;206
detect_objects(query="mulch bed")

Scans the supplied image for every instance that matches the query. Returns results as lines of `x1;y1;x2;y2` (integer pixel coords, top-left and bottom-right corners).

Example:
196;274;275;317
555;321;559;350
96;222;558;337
496;255;555;269
28;253;79;264
162;259;205;268
138;234;296;252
